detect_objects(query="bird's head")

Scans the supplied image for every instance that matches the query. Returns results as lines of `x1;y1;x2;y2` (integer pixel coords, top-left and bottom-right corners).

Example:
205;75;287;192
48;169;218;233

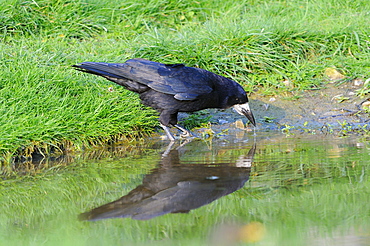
233;102;256;126
224;85;256;127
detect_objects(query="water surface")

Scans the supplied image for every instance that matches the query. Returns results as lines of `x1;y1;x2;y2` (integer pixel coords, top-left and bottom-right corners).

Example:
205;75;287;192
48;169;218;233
1;132;369;245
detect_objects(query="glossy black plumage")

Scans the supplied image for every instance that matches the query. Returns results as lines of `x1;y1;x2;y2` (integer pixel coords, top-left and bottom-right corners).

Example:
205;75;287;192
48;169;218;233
73;58;255;140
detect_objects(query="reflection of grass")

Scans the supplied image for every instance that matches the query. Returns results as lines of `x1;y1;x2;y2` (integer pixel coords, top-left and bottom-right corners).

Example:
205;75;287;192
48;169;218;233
1;0;370;161
1;136;369;245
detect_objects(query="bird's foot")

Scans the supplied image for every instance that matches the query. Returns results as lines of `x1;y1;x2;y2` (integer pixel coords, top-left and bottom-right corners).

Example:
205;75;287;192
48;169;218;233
160;123;197;141
180;131;192;138
174;124;193;138
160;123;176;141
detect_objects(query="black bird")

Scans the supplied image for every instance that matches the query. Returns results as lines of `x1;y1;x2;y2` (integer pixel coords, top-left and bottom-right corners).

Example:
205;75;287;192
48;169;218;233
79;144;256;221
73;58;255;140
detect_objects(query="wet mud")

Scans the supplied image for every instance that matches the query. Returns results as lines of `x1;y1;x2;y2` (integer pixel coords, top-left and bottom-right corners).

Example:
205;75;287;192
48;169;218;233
180;80;369;136
250;82;369;130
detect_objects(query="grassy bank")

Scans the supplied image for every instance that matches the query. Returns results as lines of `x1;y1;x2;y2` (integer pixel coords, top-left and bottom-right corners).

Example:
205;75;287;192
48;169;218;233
1;0;370;163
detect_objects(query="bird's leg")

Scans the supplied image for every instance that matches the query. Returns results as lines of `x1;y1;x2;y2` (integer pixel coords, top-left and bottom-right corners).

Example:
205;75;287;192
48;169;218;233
160;123;176;141
160;111;193;139
159;111;179;141
162;140;175;157
174;124;193;138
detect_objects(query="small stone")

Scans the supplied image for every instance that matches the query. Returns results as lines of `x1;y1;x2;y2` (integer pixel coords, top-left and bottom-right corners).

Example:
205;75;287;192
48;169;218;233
352;78;364;86
361;101;370;109
324;67;345;81
234;119;245;129
282;79;293;88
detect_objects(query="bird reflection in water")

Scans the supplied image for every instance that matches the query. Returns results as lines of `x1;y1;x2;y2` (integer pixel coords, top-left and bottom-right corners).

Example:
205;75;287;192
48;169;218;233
79;143;256;221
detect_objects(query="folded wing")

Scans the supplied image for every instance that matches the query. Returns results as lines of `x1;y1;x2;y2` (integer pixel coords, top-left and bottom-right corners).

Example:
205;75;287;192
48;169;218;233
74;58;214;101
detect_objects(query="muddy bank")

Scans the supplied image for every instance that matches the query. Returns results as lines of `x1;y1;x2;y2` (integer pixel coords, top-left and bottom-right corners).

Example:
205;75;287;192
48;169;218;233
251;81;369;130
179;80;370;136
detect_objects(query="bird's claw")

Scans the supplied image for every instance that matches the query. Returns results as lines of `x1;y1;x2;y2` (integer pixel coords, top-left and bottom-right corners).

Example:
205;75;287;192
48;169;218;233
180;131;192;138
174;124;194;139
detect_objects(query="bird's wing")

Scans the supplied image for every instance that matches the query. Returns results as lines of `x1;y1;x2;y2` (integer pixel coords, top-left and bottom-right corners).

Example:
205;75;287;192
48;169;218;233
126;59;214;100
74;58;215;100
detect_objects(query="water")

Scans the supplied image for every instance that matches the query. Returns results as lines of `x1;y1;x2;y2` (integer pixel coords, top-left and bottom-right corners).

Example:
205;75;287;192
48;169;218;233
1;132;369;246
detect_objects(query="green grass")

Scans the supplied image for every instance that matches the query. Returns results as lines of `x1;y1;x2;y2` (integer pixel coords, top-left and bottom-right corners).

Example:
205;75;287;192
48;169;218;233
1;0;370;162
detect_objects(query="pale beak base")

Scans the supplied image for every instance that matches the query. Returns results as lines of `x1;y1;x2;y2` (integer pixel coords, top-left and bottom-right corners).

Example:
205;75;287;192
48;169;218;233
233;103;256;126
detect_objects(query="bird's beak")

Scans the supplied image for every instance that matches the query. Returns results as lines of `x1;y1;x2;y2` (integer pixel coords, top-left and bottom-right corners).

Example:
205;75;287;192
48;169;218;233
233;103;256;126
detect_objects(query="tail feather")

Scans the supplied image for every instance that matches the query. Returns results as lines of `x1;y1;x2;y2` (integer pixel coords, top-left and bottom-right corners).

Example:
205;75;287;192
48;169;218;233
72;62;127;79
73;62;149;93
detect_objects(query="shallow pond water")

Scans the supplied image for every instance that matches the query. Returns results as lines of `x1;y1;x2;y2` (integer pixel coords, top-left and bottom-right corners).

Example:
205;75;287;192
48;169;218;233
1;131;370;246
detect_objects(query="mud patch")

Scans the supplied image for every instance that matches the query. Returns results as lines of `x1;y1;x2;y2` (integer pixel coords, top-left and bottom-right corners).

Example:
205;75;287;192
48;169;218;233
250;82;369;131
178;80;369;136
